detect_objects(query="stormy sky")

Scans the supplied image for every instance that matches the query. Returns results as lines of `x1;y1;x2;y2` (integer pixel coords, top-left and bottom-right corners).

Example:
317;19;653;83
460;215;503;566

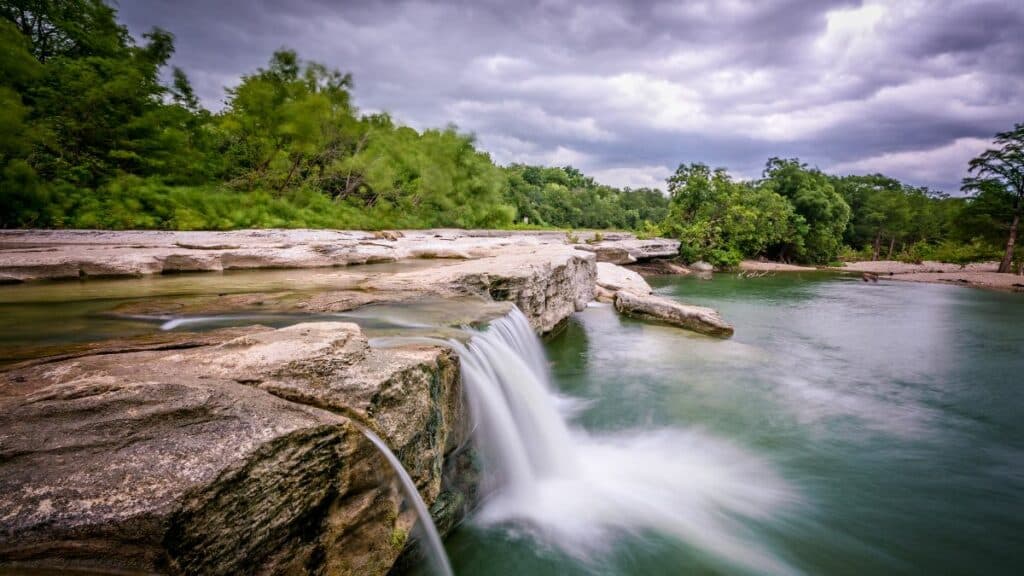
119;0;1024;193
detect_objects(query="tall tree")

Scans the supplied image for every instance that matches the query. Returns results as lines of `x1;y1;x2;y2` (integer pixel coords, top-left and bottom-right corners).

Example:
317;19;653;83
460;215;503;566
662;163;796;266
760;158;850;263
962;124;1024;273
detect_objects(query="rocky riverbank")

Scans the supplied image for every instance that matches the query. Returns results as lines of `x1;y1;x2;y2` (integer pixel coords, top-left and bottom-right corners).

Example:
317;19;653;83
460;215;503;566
0;229;736;575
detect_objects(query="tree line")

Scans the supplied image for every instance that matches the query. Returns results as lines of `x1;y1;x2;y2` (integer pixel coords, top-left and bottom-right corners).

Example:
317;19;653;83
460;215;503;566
660;129;1021;270
0;1;1020;270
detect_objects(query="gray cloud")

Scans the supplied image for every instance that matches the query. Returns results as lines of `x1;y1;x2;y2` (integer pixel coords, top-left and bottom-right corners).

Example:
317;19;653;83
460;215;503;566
118;0;1024;192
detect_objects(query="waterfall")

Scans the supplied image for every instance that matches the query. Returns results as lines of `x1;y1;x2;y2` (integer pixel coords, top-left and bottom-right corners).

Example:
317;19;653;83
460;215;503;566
359;426;454;576
445;309;577;496
363;306;798;575
451;307;800;576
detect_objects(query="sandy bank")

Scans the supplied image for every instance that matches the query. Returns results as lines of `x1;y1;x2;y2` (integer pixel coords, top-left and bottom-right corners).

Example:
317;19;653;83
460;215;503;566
835;260;1000;274
739;260;817;272
834;261;1023;292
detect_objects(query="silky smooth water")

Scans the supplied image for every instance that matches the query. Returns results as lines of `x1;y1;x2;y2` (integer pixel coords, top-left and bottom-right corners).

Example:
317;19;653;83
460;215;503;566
425;273;1024;576
0;263;501;365
360;426;453;576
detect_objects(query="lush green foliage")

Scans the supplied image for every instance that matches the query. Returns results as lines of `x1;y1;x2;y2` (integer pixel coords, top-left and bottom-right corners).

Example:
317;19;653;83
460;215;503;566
0;2;657;231
661;159;852;266
658;152;1020;267
661;164;795;267
759;158;850;264
962;123;1024;272
0;1;1019;270
832;174;961;260
503;165;667;230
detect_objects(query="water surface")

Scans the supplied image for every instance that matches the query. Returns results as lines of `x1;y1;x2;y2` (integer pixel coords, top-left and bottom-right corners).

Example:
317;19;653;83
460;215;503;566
433;273;1024;575
0;261;489;364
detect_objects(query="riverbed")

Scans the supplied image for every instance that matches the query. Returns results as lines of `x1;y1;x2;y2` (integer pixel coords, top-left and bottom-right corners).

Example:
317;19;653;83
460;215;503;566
426;272;1024;575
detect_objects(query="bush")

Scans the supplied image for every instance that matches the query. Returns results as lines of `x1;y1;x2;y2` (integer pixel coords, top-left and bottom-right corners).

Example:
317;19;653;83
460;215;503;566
900;240;1002;265
836;245;874;262
635;220;662;240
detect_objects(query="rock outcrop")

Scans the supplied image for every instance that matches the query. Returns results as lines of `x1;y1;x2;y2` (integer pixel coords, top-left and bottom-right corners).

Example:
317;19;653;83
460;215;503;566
595;262;652;302
0;323;466;575
0;229;640;283
572;236;679;265
362;245;596;333
595;262;733;337
614;290;734;338
574;244;635;265
0;229;732;576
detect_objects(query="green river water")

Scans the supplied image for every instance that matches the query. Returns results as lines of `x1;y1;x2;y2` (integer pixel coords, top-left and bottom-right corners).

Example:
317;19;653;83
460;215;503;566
2;270;1022;575
427;273;1024;576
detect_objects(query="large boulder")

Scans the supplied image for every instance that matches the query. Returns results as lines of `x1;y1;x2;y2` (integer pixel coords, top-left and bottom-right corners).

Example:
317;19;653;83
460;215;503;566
614;290;734;338
0;322;465;576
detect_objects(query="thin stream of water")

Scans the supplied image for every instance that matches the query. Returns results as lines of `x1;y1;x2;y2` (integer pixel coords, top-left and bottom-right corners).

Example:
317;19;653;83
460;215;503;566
359;426;454;576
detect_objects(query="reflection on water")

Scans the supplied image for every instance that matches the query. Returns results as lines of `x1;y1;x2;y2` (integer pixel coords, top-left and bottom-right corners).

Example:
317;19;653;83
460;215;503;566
428;273;1024;576
0;262;499;365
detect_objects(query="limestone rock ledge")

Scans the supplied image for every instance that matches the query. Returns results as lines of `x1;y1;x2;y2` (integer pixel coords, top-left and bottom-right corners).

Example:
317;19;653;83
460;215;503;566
362;245;596;333
614;290;734;338
0;323;467;576
0;229;640;283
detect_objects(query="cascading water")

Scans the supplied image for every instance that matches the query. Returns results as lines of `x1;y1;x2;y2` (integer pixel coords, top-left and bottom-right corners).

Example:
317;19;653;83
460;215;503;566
365;306;799;575
359;426;454;576
449;307;800;575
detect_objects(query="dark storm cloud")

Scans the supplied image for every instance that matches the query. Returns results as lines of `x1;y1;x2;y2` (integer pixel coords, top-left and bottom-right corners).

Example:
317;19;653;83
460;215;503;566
118;0;1024;191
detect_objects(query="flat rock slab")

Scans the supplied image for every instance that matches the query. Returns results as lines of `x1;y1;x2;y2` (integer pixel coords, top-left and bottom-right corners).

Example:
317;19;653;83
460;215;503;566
575;237;680;261
614;290;734;338
0;229;649;283
0;322;463;575
626;259;692;275
596;262;652;298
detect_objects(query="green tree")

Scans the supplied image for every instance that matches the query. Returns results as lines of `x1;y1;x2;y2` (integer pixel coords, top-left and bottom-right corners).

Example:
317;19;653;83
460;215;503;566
0;0;126;62
662;163;796;267
760;158;850;263
962;124;1024;273
502;164;666;230
218;50;359;193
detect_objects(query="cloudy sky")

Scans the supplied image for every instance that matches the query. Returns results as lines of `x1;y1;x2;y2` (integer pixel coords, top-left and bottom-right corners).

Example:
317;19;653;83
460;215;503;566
119;0;1023;192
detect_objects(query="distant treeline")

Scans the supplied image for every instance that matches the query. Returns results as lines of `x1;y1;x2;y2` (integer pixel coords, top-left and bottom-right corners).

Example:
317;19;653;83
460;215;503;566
659;158;1019;267
1;1;1020;268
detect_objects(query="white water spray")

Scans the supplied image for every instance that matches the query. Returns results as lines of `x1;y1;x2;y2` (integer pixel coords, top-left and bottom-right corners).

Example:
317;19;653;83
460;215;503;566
359;426;454;576
453;308;800;575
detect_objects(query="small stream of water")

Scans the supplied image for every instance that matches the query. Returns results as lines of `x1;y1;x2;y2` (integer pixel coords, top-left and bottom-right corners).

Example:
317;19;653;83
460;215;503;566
359;426;454;576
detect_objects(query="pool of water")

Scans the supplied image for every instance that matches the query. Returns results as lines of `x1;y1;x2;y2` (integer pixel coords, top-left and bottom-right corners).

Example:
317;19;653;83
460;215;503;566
0;261;491;365
429;272;1024;575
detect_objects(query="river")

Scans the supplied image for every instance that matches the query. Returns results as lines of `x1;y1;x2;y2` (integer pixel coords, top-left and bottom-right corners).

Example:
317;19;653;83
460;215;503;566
3;269;1021;575
425;272;1024;575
